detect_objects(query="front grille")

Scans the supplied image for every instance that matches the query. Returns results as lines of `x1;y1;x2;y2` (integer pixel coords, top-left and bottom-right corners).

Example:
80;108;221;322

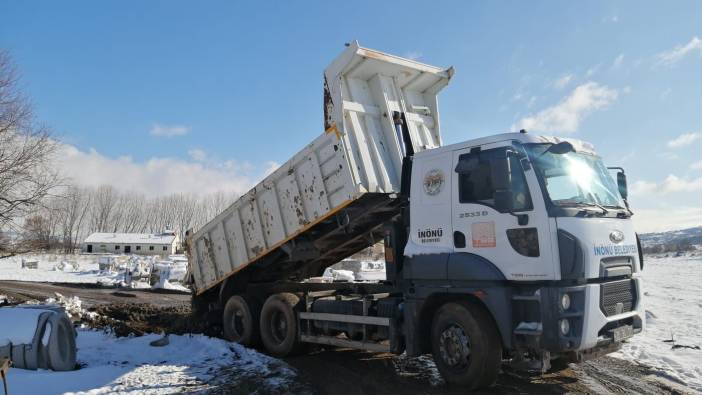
600;279;636;316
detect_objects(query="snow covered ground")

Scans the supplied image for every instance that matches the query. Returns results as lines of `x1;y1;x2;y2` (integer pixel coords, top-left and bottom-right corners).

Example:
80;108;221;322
8;329;298;394
0;254;122;284
0;253;190;292
613;254;702;392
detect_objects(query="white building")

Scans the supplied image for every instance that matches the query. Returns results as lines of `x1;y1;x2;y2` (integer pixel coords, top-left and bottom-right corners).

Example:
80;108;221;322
82;231;179;255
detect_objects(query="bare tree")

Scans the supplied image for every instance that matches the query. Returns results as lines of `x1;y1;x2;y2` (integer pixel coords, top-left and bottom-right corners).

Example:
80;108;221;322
171;193;199;242
0;50;60;229
89;185;117;232
54;186;91;253
119;192;147;233
22;214;53;250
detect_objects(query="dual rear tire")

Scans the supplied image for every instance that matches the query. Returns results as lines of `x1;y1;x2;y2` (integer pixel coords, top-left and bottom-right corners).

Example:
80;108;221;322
223;292;303;357
222;295;260;346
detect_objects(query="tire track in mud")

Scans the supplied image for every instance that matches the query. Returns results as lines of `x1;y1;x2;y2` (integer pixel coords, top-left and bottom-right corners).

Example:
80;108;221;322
574;357;694;395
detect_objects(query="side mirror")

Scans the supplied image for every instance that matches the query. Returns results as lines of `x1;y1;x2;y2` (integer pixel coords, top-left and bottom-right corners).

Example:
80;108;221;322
616;171;628;200
494;190;514;213
608;167;629;201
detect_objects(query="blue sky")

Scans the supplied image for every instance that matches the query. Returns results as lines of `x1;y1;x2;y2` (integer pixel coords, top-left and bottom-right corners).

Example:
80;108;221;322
1;1;701;231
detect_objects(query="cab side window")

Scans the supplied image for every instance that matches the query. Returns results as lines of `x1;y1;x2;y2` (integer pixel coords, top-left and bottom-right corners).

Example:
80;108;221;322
456;148;533;212
458;160;494;205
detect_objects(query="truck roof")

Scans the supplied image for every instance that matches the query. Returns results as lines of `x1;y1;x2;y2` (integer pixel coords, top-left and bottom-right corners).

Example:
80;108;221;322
414;132;597;158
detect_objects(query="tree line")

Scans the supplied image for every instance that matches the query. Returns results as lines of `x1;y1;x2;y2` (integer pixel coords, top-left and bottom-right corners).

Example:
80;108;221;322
17;186;237;254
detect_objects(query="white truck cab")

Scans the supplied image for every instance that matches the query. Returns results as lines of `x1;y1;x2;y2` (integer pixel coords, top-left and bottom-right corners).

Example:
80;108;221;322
402;131;644;370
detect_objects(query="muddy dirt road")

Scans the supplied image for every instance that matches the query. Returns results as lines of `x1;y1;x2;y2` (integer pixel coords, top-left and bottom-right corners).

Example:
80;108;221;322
0;281;693;394
286;348;692;395
0;280;191;307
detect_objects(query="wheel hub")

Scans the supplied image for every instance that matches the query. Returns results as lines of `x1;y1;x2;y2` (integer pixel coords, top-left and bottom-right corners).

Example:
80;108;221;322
439;325;471;367
271;311;288;344
232;310;245;336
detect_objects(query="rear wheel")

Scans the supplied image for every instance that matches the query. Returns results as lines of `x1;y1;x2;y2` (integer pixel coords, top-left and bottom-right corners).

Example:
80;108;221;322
260;293;304;357
223;295;260;346
430;301;502;389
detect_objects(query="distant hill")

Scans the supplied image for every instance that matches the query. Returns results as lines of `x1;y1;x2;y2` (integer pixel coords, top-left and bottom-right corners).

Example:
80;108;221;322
639;226;702;254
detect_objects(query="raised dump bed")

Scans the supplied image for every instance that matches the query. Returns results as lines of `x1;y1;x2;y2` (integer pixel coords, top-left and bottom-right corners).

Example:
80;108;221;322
188;42;452;295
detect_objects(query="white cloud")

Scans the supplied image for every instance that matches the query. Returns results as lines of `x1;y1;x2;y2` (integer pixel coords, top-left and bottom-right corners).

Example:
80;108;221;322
667;132;700;149
691;160;702;170
188;148;207;162
585;64;601;77
553;74;573;89
612;53;625;69
656;36;702;67
657;151;679;160
631;174;702;196
403;51;422;61
527;96;537;108
658;175;702;193
630;180;657;196
56;143;266;197
513;82;618;133
263;161;280;177
619;149;636;164
150;123;190;137
634;206;702;233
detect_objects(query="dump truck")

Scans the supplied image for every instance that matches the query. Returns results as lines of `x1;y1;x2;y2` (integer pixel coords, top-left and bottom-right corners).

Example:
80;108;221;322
187;41;644;389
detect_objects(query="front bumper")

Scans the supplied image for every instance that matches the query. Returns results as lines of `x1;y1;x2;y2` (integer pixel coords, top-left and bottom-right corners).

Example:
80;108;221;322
512;278;644;353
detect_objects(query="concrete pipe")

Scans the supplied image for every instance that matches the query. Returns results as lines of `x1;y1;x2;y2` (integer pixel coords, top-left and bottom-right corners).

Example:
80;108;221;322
0;306;77;371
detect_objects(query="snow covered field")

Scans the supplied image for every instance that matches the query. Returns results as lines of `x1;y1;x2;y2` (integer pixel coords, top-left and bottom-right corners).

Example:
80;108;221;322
614;255;702;392
8;329;298;394
0;254;122;284
0;253;189;292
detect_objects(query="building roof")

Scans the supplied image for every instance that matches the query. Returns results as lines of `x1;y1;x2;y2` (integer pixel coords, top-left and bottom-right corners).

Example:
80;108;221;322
84;232;176;245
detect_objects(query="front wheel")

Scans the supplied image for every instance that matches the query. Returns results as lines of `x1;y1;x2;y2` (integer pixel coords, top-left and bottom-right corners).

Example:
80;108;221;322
430;301;502;389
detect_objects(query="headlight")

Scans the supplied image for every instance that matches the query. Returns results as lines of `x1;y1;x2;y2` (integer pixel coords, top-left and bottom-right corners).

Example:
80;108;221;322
561;293;571;311
560;319;570;335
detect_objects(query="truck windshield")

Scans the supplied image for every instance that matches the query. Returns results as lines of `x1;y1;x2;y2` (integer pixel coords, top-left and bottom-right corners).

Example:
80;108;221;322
525;144;623;208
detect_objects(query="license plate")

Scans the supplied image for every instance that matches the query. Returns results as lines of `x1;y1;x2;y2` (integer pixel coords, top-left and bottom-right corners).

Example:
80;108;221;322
610;325;634;342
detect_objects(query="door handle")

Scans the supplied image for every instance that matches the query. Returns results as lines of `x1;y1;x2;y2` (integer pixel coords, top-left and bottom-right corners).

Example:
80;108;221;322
453;231;466;248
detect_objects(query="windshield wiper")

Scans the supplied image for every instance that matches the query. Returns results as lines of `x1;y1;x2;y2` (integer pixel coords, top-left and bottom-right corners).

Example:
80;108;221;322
603;204;634;217
584;193;609;214
556;201;608;216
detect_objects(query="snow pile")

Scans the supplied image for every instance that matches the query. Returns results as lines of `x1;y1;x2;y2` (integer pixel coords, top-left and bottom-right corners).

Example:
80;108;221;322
8;329;299;394
0;253;191;293
322;268;355;282
151;258;189;292
393;353;444;386
320;259;386;282
614;255;702;392
43;293;95;321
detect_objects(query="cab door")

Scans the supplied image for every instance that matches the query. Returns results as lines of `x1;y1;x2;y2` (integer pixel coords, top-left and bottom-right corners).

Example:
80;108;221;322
450;144;556;281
